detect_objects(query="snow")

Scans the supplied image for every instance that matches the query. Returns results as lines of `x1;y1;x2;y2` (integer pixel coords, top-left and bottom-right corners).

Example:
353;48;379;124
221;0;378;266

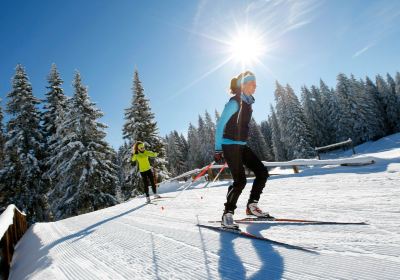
9;133;400;279
0;204;25;237
0;205;16;237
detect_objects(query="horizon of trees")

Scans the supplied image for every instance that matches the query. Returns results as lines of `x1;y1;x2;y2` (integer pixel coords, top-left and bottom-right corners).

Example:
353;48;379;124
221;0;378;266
1;63;400;222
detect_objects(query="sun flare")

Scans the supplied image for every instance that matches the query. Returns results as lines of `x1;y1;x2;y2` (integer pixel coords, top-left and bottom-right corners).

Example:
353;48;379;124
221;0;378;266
228;28;266;65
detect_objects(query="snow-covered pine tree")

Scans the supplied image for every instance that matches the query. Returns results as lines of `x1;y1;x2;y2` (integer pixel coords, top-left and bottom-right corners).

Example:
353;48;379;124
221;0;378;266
349;75;371;143
357;77;386;140
197;112;215;167
0;98;5;207
116;143;138;200
215;110;221;123
0;64;50;223
260;120;275;161
122;69;169;197
197;115;207;167
187;123;202;170
42;64;68;201
396;72;400;99
385;73;400;133
364;77;386;139
319;80;339;144
274;81;290;157
173;131;189;174
269;105;287;161
46;72;118;219
247;118;272;161
42;64;68;146
301;86;327;147
283;84;316;159
375;74;392;134
0;98;4;168
335;73;362;144
165;131;185;177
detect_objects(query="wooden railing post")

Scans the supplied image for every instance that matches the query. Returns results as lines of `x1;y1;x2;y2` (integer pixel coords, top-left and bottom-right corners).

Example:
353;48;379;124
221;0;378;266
0;205;28;279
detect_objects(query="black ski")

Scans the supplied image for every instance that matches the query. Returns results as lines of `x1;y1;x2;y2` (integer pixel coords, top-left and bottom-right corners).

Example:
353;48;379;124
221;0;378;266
208;217;368;225
197;224;316;253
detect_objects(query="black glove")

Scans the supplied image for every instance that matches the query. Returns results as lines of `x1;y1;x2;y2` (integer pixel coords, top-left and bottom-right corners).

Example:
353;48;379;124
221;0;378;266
214;150;224;163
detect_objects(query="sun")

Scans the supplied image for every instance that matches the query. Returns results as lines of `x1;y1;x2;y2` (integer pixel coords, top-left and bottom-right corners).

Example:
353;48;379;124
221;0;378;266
227;27;266;65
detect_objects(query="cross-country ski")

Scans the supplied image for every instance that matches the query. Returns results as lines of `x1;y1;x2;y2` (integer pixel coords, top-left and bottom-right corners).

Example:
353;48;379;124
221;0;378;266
197;224;318;253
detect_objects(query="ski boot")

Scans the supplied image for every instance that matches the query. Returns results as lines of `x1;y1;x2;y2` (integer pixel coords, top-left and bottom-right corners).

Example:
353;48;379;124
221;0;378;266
246;202;274;219
221;211;239;230
146;196;151;203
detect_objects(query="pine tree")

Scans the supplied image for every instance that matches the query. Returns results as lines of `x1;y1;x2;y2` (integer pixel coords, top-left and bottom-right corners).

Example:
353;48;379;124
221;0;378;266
178;132;189;171
174;131;189;174
0;64;50;222
165;131;186;177
375;74;392;134
42;64;68;145
46;72;118;219
215;110;221;123
260;120;275;161
117;143;140;199
41;64;68;204
0;98;5;168
395;72;400;99
319;80;338;144
365;77;386;140
198;112;215;166
385;73;400;133
301;86;321;146
335;73;362;143
269;105;287;161
247;118;272;161
187;123;202;169
122;69;169;197
283;84;316;158
0;98;5;207
358;77;386;140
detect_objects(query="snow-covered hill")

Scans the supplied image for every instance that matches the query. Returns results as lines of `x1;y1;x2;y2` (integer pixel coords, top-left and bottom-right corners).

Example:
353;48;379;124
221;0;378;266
10;134;400;279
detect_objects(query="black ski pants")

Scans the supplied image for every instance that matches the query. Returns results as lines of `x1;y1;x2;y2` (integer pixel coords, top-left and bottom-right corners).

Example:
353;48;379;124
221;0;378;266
222;144;269;213
140;169;157;197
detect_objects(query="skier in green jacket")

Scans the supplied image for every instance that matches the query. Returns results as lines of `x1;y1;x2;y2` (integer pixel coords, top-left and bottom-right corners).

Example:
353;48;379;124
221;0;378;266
132;141;160;203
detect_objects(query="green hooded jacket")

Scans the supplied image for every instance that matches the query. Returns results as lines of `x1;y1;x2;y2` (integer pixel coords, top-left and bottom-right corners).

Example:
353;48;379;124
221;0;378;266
131;150;158;172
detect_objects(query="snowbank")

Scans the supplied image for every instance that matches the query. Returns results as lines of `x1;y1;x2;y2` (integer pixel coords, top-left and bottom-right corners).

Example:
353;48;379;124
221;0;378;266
0;204;18;238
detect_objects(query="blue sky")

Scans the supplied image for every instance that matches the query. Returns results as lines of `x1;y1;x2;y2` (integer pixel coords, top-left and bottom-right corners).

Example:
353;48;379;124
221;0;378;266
1;0;400;148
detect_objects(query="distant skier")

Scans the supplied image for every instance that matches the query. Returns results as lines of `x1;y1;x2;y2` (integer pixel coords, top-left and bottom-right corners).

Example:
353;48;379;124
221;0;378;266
132;141;160;203
215;71;272;229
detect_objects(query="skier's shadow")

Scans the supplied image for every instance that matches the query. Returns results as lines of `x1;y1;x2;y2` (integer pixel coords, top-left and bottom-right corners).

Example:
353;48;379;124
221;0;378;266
218;231;247;280
245;223;284;280
217;224;284;280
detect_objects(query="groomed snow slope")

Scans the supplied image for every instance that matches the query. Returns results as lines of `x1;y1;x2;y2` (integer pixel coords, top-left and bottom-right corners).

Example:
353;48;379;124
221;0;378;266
10;134;400;279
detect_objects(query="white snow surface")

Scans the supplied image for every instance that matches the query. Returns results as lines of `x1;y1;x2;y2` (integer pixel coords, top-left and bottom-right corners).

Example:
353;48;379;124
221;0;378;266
9;134;400;279
0;204;18;237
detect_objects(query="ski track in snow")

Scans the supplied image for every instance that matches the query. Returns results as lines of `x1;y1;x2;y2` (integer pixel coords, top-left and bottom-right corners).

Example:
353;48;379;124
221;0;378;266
9;134;400;279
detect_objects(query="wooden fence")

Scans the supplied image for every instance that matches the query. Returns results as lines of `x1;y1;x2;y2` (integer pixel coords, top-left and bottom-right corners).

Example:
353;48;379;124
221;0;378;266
0;205;28;279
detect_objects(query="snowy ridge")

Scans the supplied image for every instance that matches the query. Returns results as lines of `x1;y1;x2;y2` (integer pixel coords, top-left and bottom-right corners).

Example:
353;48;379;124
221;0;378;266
9;134;400;279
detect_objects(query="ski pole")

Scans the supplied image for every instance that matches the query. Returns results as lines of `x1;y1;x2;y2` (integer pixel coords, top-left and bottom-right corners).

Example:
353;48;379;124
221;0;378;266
201;162;228;199
161;161;216;207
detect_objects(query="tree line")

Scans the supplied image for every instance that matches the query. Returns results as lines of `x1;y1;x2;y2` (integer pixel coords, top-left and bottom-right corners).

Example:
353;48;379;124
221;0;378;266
164;72;400;173
1;64;399;222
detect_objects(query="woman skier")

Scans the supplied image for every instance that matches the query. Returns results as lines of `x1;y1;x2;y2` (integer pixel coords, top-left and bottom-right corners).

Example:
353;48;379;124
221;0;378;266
215;71;272;229
132;141;160;203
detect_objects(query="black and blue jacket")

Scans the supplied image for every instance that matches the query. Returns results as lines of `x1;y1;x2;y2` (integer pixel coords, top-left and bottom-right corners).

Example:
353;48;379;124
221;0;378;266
215;93;254;151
